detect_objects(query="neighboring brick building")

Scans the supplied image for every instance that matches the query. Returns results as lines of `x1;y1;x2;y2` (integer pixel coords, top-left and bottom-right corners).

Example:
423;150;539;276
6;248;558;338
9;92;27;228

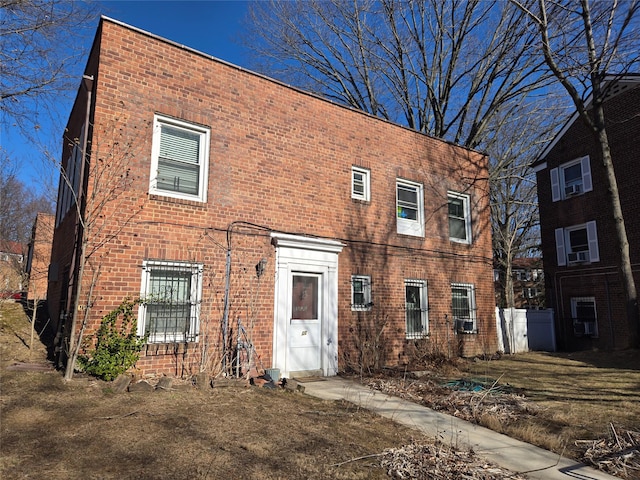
48;17;496;378
533;76;640;350
26;213;54;302
494;257;545;309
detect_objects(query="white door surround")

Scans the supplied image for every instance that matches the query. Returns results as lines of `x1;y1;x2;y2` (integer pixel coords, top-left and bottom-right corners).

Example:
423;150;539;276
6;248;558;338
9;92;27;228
271;233;344;378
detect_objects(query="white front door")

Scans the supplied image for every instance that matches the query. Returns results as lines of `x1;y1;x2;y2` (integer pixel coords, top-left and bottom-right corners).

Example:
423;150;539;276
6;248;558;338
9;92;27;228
271;233;344;378
288;273;322;372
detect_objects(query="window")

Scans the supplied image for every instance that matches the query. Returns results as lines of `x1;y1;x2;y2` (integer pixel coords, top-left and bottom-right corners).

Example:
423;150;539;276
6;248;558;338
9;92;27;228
448;192;471;243
522;287;539;299
451;283;476;333
351;167;370;201
150;115;210;202
292;274;319;320
351;275;372;310
555;221;599;266
405;280;428;338
550;156;592;201
138;261;203;343
571;297;598;336
396;179;424;237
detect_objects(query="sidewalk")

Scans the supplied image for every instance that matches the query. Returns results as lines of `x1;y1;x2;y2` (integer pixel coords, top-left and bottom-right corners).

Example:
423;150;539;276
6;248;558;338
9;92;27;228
301;377;618;480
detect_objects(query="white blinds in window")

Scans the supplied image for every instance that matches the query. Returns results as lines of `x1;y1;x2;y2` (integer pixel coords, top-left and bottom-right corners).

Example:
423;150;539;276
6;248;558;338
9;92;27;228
158;125;200;195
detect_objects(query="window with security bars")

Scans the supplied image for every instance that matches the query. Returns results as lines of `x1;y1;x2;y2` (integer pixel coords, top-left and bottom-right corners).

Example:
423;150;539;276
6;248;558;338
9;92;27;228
451;283;476;332
150;115;210;202
405;280;428;339
139;261;203;343
351;275;372;310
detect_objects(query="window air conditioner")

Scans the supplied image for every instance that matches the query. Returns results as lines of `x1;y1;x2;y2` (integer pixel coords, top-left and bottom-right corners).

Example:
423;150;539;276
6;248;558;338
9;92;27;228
455;319;474;333
583;321;596;335
565;184;582;196
567;251;589;263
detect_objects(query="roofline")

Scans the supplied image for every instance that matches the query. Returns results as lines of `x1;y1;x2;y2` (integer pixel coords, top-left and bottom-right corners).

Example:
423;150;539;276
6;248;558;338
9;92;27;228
532;74;640;165
98;16;486;158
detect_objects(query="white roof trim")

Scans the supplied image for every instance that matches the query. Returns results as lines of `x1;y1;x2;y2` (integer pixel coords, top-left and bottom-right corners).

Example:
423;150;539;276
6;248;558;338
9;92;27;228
532;162;547;173
270;233;345;253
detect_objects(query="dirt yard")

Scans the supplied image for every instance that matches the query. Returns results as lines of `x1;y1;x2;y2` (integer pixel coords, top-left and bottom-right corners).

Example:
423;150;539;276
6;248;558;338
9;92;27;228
1;301;526;479
2;300;638;479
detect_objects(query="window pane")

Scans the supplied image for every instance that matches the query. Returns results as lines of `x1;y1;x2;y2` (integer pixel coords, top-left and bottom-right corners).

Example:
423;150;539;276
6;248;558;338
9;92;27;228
157;159;199;195
452;287;471;318
448;197;464;218
569;228;588;251
146;268;193;340
397;185;418;220
576;301;596;320
564;163;582;184
160;125;200;165
449;217;466;240
158;124;201;195
405;282;426;338
398;185;417;205
292;275;318;320
353;172;364;196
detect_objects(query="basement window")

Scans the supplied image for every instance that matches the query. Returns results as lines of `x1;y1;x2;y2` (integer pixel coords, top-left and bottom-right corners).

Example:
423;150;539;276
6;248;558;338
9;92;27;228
138;260;203;343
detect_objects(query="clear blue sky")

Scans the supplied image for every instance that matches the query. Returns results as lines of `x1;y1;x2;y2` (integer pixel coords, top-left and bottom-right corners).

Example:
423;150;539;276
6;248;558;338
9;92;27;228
3;0;251;199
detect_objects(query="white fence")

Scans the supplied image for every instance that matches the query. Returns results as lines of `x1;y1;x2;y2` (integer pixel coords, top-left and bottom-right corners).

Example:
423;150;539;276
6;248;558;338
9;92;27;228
495;307;556;354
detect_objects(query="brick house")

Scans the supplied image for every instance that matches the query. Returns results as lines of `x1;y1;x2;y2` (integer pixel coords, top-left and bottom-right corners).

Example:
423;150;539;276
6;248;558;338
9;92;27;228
533;76;640;350
494;257;545;309
48;17;496;378
26;213;54;302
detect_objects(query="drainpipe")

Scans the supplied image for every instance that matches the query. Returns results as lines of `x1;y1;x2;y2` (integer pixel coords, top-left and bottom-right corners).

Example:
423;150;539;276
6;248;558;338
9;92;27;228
221;246;231;373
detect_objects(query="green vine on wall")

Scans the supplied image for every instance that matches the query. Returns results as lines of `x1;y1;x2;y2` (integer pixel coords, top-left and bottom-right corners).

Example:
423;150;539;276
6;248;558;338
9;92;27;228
78;298;147;381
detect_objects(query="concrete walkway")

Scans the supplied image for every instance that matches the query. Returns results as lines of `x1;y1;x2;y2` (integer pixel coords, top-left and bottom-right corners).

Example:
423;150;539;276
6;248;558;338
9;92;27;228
301;377;617;480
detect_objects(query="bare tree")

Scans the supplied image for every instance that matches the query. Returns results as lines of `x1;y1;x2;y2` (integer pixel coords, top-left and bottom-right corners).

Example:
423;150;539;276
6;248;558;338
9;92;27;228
57;105;147;380
245;0;558;148
243;0;568;309
1;0;96;132
513;0;640;343
0;154;53;244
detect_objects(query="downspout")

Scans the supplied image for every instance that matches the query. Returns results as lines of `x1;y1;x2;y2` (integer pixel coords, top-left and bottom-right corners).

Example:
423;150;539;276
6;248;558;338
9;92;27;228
221;246;231;374
64;75;94;380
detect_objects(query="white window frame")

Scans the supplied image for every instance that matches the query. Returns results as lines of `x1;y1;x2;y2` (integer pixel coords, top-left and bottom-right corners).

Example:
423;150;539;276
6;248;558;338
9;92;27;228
550;156;592;202
405;279;428;339
351;275;372;311
138;260;203;343
396;179;424;237
351;166;371;201
555;221;599;266
571;296;598;337
451;283;477;333
448;191;472;244
150;115;210;202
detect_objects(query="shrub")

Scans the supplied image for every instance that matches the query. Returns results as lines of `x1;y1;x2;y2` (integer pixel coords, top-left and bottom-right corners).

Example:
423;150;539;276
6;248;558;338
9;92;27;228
78;298;147;381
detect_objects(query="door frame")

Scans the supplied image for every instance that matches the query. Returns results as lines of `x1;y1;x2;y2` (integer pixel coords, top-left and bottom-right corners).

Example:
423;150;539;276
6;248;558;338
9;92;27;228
271;233;344;378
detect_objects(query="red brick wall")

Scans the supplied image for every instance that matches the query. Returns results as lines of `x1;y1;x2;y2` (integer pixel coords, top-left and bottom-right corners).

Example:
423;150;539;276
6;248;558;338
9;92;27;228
537;83;640;350
50;19;496;377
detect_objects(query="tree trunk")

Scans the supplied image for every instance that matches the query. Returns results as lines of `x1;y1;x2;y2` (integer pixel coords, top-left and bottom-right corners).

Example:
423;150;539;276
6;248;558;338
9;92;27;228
592;104;639;346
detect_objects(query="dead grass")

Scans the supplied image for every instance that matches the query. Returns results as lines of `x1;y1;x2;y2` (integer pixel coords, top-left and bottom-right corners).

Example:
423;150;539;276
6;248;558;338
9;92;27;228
463;350;640;459
0;301;522;480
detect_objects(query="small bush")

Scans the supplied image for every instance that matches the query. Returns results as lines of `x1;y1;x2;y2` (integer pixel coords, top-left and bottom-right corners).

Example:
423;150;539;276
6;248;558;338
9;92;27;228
78;298;147;381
